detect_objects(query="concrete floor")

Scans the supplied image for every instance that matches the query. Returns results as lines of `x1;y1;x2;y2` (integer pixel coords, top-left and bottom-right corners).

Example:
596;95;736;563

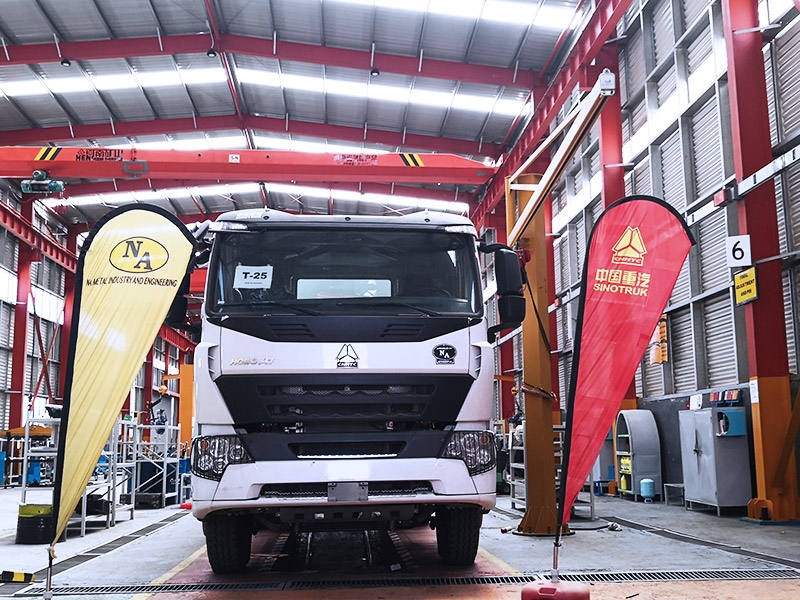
0;485;798;599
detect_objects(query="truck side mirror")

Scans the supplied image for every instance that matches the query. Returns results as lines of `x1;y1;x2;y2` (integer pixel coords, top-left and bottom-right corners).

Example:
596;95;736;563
483;246;526;342
494;248;523;295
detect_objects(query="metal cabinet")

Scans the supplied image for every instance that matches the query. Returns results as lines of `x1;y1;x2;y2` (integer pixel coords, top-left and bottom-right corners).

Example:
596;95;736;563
678;407;752;515
615;410;662;501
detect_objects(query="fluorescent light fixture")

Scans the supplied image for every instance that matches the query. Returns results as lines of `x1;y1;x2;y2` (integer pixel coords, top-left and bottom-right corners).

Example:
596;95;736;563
253;135;390;155
237;68;524;117
48;182;467;214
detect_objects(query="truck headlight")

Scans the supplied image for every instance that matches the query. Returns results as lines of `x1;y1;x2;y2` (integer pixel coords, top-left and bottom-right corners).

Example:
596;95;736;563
440;431;495;476
191;435;253;481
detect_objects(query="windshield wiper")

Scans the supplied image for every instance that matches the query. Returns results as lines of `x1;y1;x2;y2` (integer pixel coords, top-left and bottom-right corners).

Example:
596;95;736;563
216;300;320;316
335;299;441;317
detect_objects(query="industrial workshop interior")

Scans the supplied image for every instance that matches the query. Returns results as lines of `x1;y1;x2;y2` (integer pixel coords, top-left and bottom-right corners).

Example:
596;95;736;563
0;0;799;599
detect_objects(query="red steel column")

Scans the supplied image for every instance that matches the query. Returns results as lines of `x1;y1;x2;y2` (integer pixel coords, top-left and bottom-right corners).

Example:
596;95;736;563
58;229;78;404
9;200;34;428
722;0;799;520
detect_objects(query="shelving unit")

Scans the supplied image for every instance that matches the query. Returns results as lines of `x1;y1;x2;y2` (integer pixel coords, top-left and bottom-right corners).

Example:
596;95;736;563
127;420;181;509
507;423;526;510
20;417;60;501
16;415;137;539
505;422;564;512
615;410;662;501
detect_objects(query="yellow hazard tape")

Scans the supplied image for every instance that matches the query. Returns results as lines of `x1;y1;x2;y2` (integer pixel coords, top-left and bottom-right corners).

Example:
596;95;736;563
400;153;424;167
34;147;62;161
0;571;35;583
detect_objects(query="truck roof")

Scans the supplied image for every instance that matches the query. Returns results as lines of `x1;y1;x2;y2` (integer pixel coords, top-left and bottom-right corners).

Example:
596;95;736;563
215;208;477;231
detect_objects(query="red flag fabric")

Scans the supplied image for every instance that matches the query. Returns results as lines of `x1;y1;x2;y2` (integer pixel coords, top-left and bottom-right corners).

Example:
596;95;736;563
558;195;694;526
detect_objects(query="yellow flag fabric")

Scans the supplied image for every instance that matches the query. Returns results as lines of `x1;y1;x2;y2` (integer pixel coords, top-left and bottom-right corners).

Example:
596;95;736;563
51;205;194;548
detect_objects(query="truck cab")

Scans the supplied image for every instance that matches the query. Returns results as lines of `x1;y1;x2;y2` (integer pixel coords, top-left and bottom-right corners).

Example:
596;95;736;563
189;208;524;572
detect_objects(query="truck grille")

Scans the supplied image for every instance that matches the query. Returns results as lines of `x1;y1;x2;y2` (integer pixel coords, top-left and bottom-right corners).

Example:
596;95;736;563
260;481;433;498
288;441;405;458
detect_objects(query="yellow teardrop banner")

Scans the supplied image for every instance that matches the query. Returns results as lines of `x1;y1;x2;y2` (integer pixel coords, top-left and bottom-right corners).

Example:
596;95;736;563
51;205;195;549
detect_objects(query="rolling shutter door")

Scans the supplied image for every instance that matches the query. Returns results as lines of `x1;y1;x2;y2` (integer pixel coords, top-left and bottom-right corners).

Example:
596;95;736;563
681;0;706;29
703;293;737;387
571;167;583;198
644;355;664;398
669;308;696;393
589;148;601;179
691;97;723;198
660;129;685;212
787;164;800;250
0;302;12;347
635;362;643;397
777;19;800;140
776;176;787;255
785;272;797;375
764;48;778;147
634;159;652;196
698;209;727;292
631;98;647;135
0;350;8;389
554;236;567;293
657;67;677;107
687;26;712;75
575;219;586;281
558;353;572;412
626;30;646;93
652;0;674;66
670;254;691;306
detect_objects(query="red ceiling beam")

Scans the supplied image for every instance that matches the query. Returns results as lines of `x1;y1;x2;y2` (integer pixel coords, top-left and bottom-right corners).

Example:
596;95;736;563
0;33;536;90
471;0;633;227
0;114;498;157
62;178;470;204
0;147;494;185
0;199;77;272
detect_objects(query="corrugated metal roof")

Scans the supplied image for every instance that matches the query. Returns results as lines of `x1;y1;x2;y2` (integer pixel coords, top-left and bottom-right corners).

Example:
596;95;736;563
0;0;584;224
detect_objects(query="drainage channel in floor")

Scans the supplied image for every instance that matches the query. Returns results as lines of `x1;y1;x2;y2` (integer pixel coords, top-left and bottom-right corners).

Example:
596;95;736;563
15;568;800;596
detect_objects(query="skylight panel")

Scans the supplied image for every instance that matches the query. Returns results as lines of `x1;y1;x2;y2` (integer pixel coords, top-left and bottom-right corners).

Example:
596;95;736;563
0;79;50;97
328;0;572;26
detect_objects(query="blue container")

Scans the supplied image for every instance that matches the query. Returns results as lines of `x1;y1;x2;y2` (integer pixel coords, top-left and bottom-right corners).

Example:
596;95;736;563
640;478;655;502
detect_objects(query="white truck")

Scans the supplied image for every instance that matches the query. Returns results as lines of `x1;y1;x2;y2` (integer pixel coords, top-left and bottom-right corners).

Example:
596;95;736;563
187;208;524;573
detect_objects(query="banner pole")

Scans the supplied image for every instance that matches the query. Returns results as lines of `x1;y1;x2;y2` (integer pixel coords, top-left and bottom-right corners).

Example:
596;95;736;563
44;549;54;599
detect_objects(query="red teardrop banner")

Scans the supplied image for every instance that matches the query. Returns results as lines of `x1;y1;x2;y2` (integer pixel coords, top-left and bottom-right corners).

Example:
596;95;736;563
558;195;695;526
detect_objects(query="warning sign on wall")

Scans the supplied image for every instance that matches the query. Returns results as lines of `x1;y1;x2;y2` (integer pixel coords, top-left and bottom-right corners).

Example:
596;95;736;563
734;266;758;306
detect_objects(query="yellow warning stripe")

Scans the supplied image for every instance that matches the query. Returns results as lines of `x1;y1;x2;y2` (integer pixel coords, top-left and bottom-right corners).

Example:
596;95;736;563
1;571;35;583
400;153;424;167
34;147;62;161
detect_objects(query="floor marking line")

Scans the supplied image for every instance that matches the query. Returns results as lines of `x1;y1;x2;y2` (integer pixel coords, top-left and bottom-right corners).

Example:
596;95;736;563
478;546;522;575
129;545;206;600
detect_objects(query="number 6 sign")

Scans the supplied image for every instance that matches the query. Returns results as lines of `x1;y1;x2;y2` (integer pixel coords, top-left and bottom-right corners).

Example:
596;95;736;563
725;235;751;268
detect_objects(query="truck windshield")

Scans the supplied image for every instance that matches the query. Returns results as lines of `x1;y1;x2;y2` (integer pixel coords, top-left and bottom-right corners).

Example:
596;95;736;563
207;227;482;317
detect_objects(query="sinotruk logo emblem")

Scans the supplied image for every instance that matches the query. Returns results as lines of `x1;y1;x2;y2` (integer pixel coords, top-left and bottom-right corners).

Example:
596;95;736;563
109;237;169;273
336;344;359;368
611;227;647;266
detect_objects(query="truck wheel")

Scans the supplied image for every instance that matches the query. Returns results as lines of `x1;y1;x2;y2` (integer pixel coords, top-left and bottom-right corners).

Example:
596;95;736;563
435;506;482;566
203;514;252;573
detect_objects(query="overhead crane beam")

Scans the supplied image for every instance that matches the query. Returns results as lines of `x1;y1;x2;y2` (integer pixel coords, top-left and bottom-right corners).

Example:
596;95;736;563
471;0;632;228
0;147;494;186
0;115;498;157
0;33;537;90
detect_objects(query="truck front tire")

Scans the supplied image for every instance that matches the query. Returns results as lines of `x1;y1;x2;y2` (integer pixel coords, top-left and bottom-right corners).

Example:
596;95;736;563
435;506;482;566
203;514;253;573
